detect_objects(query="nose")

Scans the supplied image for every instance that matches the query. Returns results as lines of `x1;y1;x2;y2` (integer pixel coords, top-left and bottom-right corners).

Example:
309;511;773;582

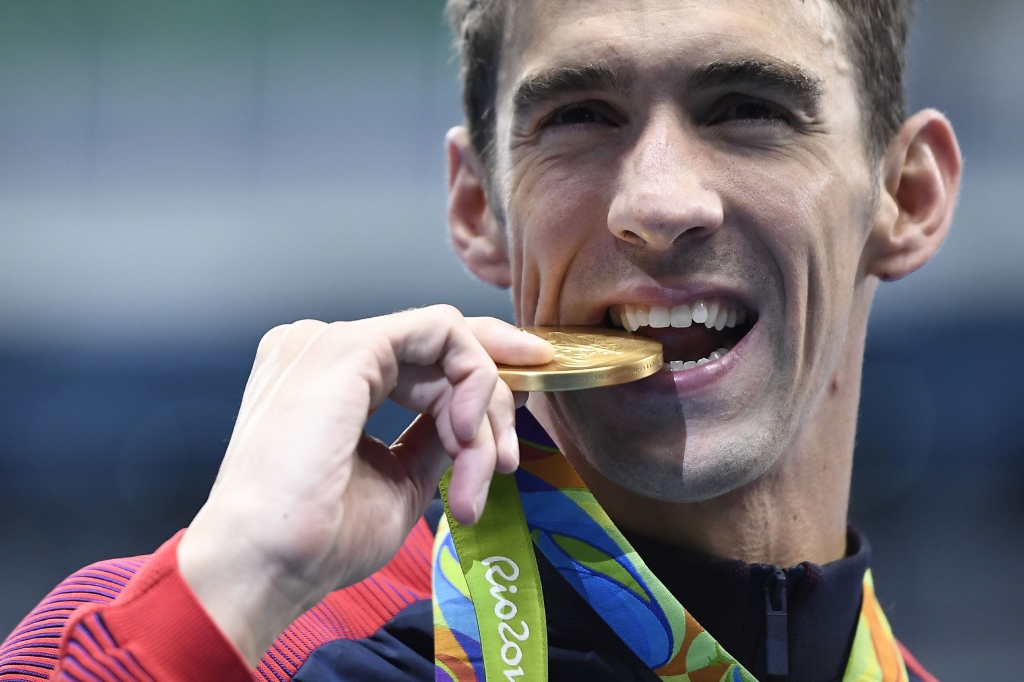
607;114;724;251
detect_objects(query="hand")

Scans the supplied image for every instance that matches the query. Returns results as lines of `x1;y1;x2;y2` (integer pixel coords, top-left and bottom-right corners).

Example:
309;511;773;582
176;306;553;666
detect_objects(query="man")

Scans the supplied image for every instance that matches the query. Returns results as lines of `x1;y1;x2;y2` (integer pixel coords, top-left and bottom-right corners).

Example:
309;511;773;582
0;0;960;680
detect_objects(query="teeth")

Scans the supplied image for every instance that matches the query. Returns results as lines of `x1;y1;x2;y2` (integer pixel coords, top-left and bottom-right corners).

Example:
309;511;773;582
692;301;709;325
704;301;719;328
649;305;670;328
609;307;621;328
670;305;692;328
714;307;728;331
610;300;751;335
624;305;639;331
662;346;735;372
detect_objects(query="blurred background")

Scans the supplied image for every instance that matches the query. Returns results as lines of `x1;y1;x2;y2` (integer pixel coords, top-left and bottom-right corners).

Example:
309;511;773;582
0;0;1021;677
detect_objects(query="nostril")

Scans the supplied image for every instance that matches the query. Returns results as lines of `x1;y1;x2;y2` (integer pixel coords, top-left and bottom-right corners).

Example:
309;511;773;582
674;225;709;243
619;230;645;246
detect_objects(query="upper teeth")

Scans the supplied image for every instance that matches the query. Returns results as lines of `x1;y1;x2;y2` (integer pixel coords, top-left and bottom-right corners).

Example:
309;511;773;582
611;301;748;332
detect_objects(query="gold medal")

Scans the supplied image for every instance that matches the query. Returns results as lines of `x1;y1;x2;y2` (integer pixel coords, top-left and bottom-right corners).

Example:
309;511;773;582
497;327;664;392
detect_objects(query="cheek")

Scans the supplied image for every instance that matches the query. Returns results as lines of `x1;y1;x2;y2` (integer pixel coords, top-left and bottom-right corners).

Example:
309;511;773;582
723;157;865;374
786;172;870;329
506;159;616;324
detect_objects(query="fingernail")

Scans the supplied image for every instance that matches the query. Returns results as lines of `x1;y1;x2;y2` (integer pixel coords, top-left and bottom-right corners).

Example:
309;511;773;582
505;428;520;467
473;483;490;521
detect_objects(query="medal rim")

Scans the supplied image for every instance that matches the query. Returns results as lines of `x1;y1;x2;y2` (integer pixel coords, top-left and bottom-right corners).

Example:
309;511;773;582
497;326;664;392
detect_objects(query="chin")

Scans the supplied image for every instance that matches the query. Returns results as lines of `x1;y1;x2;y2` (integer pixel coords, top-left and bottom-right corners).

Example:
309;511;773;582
558;400;784;504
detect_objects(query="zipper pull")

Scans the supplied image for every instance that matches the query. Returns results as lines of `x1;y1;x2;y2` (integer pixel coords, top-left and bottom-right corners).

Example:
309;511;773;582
764;566;789;678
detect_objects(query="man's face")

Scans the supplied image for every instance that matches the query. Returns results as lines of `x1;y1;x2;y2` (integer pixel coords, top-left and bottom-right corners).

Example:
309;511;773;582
489;0;878;501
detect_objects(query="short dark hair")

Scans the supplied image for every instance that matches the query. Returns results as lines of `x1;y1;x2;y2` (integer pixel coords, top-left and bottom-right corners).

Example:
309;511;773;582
446;0;914;165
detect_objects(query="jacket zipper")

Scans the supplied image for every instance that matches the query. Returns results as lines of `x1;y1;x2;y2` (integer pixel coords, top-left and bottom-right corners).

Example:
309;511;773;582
764;566;789;678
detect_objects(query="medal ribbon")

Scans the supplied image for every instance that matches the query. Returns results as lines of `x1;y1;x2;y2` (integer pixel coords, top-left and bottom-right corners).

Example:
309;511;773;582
433;408;909;682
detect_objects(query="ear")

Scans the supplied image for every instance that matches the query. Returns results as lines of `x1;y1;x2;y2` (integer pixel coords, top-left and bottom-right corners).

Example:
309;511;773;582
446;126;512;288
865;109;963;281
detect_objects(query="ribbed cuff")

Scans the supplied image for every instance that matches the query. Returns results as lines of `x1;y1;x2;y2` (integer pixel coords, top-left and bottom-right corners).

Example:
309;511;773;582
63;530;253;682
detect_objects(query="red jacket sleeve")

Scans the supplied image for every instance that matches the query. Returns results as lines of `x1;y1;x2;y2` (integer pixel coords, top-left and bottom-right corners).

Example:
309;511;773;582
1;553;146;681
0;519;435;682
0;531;250;682
59;530;251;682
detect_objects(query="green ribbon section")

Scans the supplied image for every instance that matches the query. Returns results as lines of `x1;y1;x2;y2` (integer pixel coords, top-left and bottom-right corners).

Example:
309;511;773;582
440;470;548;682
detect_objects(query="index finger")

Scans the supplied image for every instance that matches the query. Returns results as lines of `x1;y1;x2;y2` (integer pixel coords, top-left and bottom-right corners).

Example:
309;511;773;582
373;307;504;445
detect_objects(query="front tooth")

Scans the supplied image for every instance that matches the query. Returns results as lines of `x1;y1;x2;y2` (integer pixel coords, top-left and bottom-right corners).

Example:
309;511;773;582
625;305;639;331
649;305;670;328
636;306;650;327
692;301;708;324
670;305;692;328
704;301;720;328
669;360;684;371
726;308;737;328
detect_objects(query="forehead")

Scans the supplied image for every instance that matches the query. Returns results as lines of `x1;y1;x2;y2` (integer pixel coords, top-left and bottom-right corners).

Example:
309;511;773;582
501;0;851;98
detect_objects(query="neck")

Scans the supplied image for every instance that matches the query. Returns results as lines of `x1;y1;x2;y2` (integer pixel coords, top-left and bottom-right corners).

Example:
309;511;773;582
528;302;871;568
569;404;855;567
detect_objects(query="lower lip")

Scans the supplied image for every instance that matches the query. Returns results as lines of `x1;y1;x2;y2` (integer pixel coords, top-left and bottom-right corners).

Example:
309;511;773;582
614;320;760;396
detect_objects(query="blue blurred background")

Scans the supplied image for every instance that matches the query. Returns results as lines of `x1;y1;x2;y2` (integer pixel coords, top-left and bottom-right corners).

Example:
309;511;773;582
1;1;1021;677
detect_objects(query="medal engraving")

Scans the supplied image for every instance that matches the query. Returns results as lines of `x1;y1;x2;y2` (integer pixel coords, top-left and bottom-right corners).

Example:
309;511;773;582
497;327;663;392
546;332;652;368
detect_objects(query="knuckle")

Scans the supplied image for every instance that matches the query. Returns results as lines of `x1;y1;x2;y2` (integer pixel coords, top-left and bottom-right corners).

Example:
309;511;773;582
305;320;351;346
473;351;498;376
339;332;393;373
261;323;290;339
283;319;328;346
358;338;391;366
483;362;499;381
478;363;500;388
323;320;353;337
495;381;515;407
430;304;464;324
257;324;289;351
290;320;331;349
292;318;328;331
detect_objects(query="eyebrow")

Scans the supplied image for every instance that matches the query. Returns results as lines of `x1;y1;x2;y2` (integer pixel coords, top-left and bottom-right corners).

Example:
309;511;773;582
511;56;824;118
687;58;825;112
512;61;634;117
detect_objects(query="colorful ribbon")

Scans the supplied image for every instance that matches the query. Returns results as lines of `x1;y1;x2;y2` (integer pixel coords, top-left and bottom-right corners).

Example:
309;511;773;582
434;409;909;682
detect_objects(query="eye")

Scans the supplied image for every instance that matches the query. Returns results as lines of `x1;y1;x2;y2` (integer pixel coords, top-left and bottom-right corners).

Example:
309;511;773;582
545;102;619;129
733;101;782;121
711;97;790;126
